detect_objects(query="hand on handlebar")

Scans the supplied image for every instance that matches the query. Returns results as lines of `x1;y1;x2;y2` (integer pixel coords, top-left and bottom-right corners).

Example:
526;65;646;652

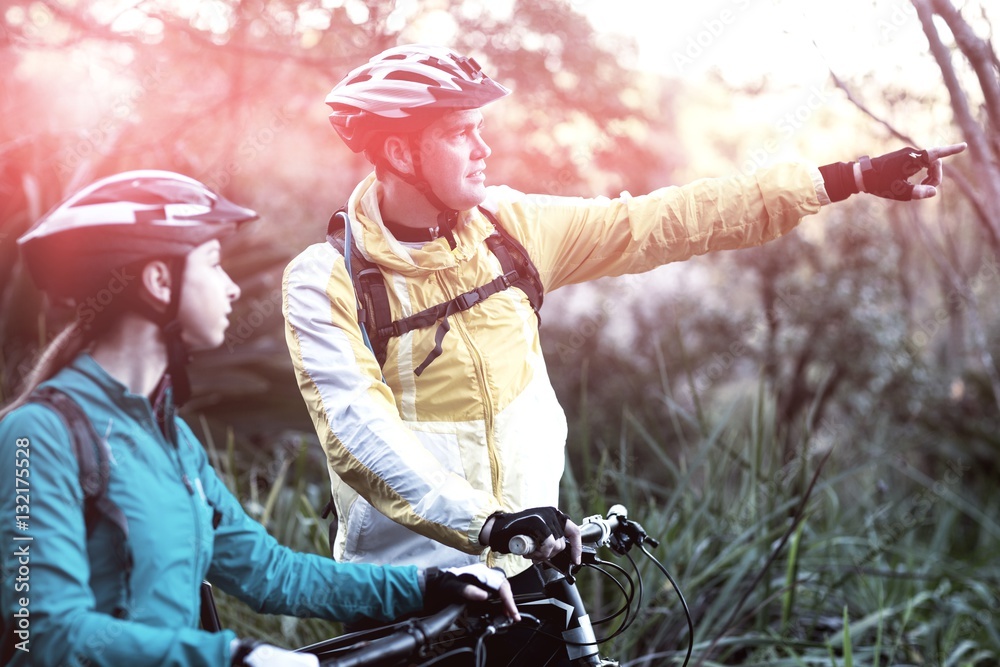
481;507;582;566
424;563;520;621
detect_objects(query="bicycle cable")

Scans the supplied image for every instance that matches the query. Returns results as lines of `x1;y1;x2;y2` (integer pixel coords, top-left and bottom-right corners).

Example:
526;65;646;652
639;544;693;667
580;559;637;643
622;551;643;636
542;545;692;665
588;560;632;626
475;632;488;667
514;557;639;648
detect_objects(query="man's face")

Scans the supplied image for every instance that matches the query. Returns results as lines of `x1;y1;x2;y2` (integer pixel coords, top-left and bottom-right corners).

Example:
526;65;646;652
415;108;491;211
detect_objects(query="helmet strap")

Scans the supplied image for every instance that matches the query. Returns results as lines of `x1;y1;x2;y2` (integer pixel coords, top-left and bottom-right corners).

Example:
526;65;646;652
410;135;459;248
165;255;192;406
378;135;459;249
149;368;178;445
149;256;193;408
161;319;191;408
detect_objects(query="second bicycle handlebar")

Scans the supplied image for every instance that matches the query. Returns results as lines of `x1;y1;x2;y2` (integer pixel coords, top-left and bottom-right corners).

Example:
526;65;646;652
507;504;629;556
318;604;464;667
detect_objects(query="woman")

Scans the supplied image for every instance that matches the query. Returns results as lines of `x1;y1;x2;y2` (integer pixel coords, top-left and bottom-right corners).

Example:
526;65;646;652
0;170;517;667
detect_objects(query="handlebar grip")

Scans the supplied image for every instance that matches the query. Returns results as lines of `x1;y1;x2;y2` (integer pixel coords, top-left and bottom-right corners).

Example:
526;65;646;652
508;535;535;555
511;519;613;554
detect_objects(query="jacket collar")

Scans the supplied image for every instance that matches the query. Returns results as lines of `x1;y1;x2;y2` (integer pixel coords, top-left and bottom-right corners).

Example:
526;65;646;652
347;173;494;273
56;354;169;435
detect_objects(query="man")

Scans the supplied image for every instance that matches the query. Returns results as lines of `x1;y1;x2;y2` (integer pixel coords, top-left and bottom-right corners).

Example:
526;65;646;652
282;44;964;587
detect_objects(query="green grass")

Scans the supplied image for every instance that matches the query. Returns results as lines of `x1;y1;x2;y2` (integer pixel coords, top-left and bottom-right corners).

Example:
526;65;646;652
199;384;1000;665
561;385;999;666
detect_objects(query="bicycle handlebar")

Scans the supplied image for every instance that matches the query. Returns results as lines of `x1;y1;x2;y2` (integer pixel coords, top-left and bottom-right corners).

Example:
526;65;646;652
301;504;684;667
318;604;464;667
508;504;629;555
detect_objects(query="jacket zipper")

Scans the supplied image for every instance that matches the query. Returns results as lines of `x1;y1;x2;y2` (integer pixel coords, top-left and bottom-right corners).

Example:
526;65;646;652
169;444;204;626
434;264;503;505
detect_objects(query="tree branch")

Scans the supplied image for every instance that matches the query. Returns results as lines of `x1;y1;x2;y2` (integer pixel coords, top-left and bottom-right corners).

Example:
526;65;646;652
827;69;996;248
827;70;917;144
930;0;1000;136
911;0;1000;242
912;206;1000;413
39;0;354;73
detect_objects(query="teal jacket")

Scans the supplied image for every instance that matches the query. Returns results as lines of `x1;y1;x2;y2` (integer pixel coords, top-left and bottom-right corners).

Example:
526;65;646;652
0;354;424;666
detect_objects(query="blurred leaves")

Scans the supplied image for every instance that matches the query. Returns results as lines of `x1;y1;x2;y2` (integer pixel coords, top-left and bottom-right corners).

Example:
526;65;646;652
3;0;998;528
0;0;668;440
3;1;1000;662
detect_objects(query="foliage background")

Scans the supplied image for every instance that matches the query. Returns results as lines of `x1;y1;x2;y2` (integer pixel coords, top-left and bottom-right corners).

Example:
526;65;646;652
1;0;998;665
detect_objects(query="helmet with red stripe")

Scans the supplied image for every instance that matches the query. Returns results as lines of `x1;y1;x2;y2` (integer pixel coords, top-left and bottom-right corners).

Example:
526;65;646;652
19;170;257;301
326;44;509;154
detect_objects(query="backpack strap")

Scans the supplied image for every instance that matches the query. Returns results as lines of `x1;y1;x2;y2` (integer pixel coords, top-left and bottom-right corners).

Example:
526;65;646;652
27;386;133;615
480;207;544;321
327;209;393;368
327;205;545;374
398;267;523;375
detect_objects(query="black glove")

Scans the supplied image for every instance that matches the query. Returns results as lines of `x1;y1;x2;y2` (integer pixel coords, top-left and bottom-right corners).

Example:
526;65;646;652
819;146;934;203
487;507;569;554
859;147;932;201
424;564;506;610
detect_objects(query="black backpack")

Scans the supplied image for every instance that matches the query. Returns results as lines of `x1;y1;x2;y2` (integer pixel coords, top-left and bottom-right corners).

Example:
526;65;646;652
327;206;545;375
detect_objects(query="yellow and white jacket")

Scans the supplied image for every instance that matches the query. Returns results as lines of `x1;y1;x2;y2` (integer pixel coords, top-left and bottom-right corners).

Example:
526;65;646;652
283;163;828;576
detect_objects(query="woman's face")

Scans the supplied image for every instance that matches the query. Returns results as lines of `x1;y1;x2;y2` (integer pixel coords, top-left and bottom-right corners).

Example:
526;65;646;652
177;239;240;351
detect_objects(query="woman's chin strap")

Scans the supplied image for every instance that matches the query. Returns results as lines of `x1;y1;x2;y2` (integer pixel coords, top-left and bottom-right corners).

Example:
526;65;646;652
140;255;192;409
161;320;191;407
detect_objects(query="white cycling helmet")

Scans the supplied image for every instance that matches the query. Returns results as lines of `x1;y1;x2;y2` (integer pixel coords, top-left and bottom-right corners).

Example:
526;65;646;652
19;170;258;301
326;44;510;154
18;170;258;406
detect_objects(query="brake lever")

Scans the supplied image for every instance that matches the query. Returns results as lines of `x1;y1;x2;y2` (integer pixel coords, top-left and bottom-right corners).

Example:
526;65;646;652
609;518;659;554
541;545;598;584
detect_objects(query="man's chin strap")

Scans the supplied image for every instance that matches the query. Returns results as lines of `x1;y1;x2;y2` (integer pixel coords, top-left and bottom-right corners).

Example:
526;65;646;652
380;135;460;249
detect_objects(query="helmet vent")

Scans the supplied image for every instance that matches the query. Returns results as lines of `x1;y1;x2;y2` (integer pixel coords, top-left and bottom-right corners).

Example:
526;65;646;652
345;73;373;85
134;208;167;224
383;71;439;86
324;45;510;153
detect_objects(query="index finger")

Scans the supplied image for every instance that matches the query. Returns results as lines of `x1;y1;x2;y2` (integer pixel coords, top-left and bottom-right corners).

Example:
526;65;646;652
564;519;582;566
497;580;521;621
529;534;560;561
461;583;488;601
926;142;967;160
